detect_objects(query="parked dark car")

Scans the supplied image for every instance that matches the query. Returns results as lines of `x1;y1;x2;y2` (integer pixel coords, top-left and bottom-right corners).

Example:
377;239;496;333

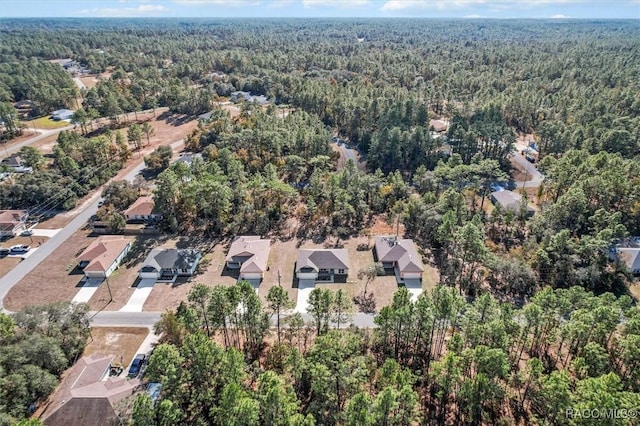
127;354;146;378
0;248;10;257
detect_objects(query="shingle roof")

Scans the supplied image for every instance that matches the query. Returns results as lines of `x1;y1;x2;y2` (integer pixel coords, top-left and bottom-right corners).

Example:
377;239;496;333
78;237;131;273
374;236;424;273
141;248;201;272
617;248;640;273
490;190;535;213
41;353;139;426
296;249;349;272
226;236;271;274
124;196;155;217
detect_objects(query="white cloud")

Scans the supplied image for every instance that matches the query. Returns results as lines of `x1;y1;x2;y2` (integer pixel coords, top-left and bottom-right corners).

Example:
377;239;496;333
550;13;571;18
303;0;370;8
464;13;486;17
174;0;259;5
78;4;170;17
381;0;586;11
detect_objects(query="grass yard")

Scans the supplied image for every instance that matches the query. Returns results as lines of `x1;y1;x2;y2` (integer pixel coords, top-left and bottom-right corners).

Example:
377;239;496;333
25;116;72;129
84;327;149;368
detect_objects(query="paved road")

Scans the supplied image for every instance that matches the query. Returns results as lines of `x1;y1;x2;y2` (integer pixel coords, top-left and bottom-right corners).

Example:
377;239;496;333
89;310;377;328
0;140;184;313
2;126;74;159
511;153;544;188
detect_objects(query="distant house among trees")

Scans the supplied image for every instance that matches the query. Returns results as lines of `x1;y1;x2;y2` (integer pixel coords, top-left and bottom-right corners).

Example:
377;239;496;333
611;238;640;275
123;196;163;223
490;190;535;216
51;109;74;121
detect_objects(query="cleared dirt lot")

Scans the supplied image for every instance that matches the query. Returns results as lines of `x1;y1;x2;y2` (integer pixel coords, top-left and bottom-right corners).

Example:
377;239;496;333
4;228;99;310
83;327;149;368
0;234;50;278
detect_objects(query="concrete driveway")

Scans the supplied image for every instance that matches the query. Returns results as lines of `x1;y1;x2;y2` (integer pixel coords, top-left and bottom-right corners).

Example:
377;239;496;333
120;279;156;312
294;279;316;313
72;278;104;304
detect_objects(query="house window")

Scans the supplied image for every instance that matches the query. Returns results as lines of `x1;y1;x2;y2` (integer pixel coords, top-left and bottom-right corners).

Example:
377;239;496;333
337;269;345;274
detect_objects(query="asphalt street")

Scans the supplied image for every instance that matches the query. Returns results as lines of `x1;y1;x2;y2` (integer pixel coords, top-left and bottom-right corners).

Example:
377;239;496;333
511;152;544;188
2;126;74;159
0;140;183;313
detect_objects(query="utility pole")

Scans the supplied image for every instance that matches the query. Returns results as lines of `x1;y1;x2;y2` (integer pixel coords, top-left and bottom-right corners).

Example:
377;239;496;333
106;277;113;303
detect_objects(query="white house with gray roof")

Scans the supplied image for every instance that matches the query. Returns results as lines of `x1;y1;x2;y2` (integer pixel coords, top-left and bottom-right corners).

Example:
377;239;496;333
296;249;349;283
139;248;201;282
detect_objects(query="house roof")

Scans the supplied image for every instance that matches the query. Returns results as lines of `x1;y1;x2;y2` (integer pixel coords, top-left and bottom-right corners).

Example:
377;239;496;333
141;248;201;272
226;236;271;273
3;154;24;167
617;248;640;272
0;209;27;232
374;236;424;273
41;353;139;426
296;249;349;272
124;196;156;217
429;119;448;132
78;237;131;273
491;190;535;213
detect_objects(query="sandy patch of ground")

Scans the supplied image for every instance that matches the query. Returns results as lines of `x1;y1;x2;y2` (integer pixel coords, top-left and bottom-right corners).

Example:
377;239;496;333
4;229;94;310
83;327;149;368
0;256;22;279
79;76;99;89
1;129;40;150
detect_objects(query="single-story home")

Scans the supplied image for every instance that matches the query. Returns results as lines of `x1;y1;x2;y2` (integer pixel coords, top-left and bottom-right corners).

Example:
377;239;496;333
77;237;132;278
374;236;424;283
123;196;163;223
40;353;139;426
51;109;74;121
139;248;201;282
230;91;269;105
296;248;349;283
616;248;640;274
429;119;448;133
1;154;32;173
490;190;535;216
0;209;28;237
226;236;271;280
173;152;203;167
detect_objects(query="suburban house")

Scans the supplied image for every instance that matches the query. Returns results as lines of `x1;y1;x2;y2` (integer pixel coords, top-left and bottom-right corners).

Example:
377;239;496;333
490;190;535;216
139;248;201;282
230;91;269;105
225;236;271;281
173;152;203;167
296;248;349;283
51;109;74;121
123;196;163;223
374;236;425;283
0;209;27;237
1;154;32;173
40;353;139;426
429;119;448;133
611;238;640;275
77;237;132;279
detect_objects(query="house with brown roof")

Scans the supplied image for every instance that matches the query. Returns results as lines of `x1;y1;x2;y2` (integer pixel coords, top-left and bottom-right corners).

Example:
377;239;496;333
374;236;424;283
40;353;139;426
0;209;28;237
226;236;271;281
77;237;132;278
296;249;349;283
429;119;448;133
123;196;163;223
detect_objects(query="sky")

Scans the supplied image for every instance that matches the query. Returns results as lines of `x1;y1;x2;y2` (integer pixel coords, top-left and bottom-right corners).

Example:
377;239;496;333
0;0;638;19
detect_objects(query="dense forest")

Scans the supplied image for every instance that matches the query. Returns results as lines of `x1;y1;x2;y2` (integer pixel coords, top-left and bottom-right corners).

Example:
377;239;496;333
0;304;91;425
118;282;640;425
0;18;639;425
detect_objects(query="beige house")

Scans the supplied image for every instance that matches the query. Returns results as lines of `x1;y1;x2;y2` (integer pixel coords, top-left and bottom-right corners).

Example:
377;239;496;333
0;209;28;237
41;353;139;426
124;196;163;223
374;236;424;284
225;236;271;281
77;237;132;278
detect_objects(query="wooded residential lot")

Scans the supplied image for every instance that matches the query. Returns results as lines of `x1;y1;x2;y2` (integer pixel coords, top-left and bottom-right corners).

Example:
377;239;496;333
0;18;639;426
